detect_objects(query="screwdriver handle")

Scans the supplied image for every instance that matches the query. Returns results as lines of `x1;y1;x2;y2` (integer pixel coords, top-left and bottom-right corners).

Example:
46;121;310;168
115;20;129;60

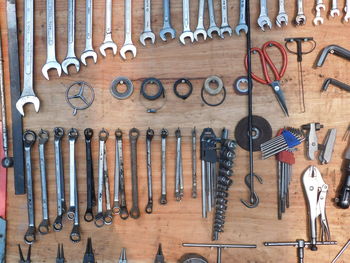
337;162;350;209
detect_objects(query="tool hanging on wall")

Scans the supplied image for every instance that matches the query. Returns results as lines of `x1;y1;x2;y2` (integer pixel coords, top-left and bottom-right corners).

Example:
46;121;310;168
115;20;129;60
56;244;65;263
154;244;165;263
321;78;350;92
118;248;127;263
316;45;350;67
0;122;7;262
83;237;95;263
335;140;350;209
284;37;316;113
18;244;32;263
331;239;350;263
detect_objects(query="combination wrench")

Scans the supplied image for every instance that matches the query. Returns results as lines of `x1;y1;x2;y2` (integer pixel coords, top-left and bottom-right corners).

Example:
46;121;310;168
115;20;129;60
207;0;220;38
175;128;184;201
23;130;36;244
140;0;155;46
41;0;61;80
194;0;207;41
81;0;97;65
120;0;137;59
84;128;96;222
313;0;325;25
257;0;272;31
38;130;50;235
99;0;118;56
330;0;340;17
16;0;40;116
344;0;350;22
114;129;129;219
129;128;140;219
145;128;154;214
61;0;80;75
276;0;288;27
180;0;194;44
192;128;197;199
235;0;248;35
160;129;168;205
53;128;66;231
219;0;232;38
160;0;176;41
295;0;306;25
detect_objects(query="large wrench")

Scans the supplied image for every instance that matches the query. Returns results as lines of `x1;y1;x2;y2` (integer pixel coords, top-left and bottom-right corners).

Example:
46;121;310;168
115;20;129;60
276;0;288;27
180;0;194;44
207;0;220;38
23;130;36;244
42;0;61;80
313;0;325;25
159;0;176;41
160;129;168;205
120;0;137;59
194;0;207;41
344;0;350;22
113;130;121;215
53;128;66;232
145;128;154;214
81;0;97;65
295;0;306;25
257;0;272;31
62;0;80;75
129;128;140;219
140;0;155;46
99;0;118;56
38;130;50;235
330;0;340;17
16;0;40;116
175;129;183;201
84;128;96;222
220;0;232;38
235;0;248;35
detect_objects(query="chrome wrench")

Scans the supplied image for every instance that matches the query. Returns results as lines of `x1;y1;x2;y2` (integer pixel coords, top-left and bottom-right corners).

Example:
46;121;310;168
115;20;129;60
313;0;325;25
295;0;306;25
67;129;78;221
120;0;137;59
219;0;232;38
192;128;197;198
16;0;40;116
145;128;154;214
276;0;288;27
160;0;176;41
344;0;350;22
113;130;121;215
81;0;97;65
257;0;272;31
207;0;220;38
160;129;168;205
330;0;340;17
180;0;194;44
194;0;207;41
175;128;183;201
42;0;61;80
140;0;155;46
103;142;113;225
235;0;248;35
99;0;117;56
129;128;140;219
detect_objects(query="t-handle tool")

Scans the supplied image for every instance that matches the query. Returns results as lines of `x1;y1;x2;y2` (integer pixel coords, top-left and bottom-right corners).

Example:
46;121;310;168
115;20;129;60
83;238;95;263
56;243;65;263
154;244;165;263
316;45;350;67
284;37;316;112
335;142;350;209
18;244;32;263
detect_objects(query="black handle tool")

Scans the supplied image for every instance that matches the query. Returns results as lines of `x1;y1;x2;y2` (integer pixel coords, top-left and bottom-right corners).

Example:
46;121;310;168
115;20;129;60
316;45;350;67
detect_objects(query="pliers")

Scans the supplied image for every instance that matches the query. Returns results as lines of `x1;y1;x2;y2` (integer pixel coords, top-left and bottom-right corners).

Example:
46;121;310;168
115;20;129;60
119;248;127;263
154;244;165;263
18;244;31;263
83;238;95;263
56;244;65;263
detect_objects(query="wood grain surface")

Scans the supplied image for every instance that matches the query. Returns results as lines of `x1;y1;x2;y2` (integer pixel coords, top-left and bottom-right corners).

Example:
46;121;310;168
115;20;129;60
1;0;350;262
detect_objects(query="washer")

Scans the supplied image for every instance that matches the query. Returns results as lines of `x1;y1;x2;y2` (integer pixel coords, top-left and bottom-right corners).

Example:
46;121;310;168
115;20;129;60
173;78;193;100
110;77;134;100
233;76;249;95
204;76;224;95
140;77;164;100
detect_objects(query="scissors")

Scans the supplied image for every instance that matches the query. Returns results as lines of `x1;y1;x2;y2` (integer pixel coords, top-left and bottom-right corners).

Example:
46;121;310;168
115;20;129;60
245;41;289;116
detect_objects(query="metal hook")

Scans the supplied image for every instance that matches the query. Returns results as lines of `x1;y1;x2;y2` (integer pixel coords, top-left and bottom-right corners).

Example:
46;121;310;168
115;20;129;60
240;173;263;208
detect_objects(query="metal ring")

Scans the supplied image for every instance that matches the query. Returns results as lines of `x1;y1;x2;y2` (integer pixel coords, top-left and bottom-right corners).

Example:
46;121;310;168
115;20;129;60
204;76;224;95
200;86;226;107
233;76;249;95
140;78;164;100
110;77;134;100
65;81;95;116
173;78;193;100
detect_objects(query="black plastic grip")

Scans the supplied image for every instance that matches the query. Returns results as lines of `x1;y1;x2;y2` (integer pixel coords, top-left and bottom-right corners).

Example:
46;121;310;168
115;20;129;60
337;163;350;209
316;45;350;67
321;78;350;92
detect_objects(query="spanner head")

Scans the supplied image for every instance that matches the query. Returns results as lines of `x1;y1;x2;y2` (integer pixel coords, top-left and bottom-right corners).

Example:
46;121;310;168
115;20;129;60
61;57;80;75
313;17;324;25
235;24;248;36
194;28;207;41
140;32;156;46
330;9;340;17
80;50;98;66
257;17;272;31
99;42;118;57
276;14;288;27
219;26;233;38
207;26;220;38
179;31;194;45
159;27;176;41
120;44;137;60
16;96;40;116
295;15;306;25
41;61;62;80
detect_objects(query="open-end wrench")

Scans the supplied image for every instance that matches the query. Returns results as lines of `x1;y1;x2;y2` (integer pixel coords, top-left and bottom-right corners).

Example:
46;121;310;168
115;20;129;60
81;0;97;65
313;0;325;25
235;0;248;35
145;128;154;214
42;0;61;80
160;0;176;41
120;0;137;59
330;0;340;17
180;0;194;44
67;129;78;221
295;0;306;25
192;128;197;199
99;0;117;57
53;128;65;232
38;130;50;235
344;0;350;22
276;0;288;27
194;0;207;41
84;128;95;222
207;0;220;38
220;0;232;38
175;128;183;201
61;0;80;75
16;0;40;116
129;128;140;219
23;130;36;244
160;129;168;205
140;0;155;46
257;0;272;31
115;129;129;219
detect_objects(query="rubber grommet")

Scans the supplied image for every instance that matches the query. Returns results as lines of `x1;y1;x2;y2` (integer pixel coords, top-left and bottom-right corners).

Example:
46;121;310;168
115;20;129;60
110;77;134;100
173;78;193;100
140;78;164;100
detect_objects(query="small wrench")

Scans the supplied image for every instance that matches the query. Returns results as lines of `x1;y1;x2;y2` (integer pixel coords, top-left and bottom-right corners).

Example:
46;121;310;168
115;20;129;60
61;0;80;74
257;0;272;31
276;0;288;27
120;0;137;59
160;129;168;205
140;0;155;46
295;0;306;25
99;0;118;56
330;0;340;17
313;0;325;25
129;128;140;219
160;0;176;41
235;0;248;35
81;0;97;65
23;130;36;244
38;130;50;235
175;128;183;201
194;0;207;41
220;0;232;38
42;0;61;80
84;128;96;222
192;128;197;199
344;0;350;22
16;0;40;116
207;0;220;38
145;128;154;214
113;130;121;215
180;0;194;44
103;145;113;225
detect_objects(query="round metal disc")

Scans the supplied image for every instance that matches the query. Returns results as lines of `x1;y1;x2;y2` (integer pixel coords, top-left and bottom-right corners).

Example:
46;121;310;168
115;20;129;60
179;253;208;263
234;115;272;152
110;77;134;100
